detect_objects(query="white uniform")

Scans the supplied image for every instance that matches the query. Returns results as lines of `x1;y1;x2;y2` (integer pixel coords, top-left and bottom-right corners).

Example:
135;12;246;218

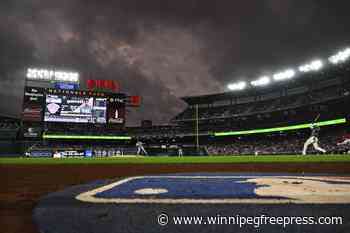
178;147;183;157
136;141;148;155
302;126;326;155
337;137;350;154
337;139;350;146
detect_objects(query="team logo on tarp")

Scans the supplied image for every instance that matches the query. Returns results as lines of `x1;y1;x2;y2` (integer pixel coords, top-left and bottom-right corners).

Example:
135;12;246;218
76;175;350;204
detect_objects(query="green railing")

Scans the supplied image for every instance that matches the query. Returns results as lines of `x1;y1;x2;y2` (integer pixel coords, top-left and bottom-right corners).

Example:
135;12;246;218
214;118;347;137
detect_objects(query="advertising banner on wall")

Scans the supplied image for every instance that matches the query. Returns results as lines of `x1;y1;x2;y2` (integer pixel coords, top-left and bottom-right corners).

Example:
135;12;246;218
54;82;79;90
23;126;42;138
107;95;125;125
22;87;45;122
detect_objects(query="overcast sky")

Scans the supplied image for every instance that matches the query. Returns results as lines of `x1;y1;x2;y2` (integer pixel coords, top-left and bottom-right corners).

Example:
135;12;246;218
0;0;349;125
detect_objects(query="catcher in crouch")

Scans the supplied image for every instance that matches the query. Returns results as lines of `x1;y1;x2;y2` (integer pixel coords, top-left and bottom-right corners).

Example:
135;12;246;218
302;123;326;155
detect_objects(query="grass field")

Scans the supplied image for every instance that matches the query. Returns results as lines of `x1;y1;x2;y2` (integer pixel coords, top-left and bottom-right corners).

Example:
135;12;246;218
1;154;350;165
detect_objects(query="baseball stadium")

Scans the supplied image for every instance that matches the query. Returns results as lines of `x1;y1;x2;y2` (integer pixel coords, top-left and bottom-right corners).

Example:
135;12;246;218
1;46;350;233
1;2;350;233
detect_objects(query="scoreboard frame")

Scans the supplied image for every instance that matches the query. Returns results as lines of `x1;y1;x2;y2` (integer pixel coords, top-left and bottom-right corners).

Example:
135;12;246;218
22;87;127;126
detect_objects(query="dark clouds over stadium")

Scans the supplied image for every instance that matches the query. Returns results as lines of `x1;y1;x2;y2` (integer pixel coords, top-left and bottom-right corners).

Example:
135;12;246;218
1;0;350;125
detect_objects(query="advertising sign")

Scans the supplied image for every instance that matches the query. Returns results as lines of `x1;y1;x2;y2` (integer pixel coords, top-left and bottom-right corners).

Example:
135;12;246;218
87;80;119;92
22;87;45;122
23;126;42;138
107;96;125;124
54;82;79;90
26;68;79;83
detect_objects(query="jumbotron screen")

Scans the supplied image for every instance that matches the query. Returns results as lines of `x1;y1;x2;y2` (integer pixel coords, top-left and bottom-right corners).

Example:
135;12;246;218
44;95;107;123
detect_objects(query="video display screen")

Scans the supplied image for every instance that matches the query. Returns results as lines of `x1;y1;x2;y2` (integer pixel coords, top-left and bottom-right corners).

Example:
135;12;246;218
44;95;107;123
107;97;125;125
22;87;45;122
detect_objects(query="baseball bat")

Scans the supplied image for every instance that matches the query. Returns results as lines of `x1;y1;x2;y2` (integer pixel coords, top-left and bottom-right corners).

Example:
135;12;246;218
313;113;320;124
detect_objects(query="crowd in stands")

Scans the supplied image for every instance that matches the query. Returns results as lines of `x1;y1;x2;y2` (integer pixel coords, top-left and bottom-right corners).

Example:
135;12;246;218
0;116;20;140
174;59;350;123
127;125;196;138
175;83;350;122
0;122;19;130
206;128;350;155
44;123;127;136
23;123;350;157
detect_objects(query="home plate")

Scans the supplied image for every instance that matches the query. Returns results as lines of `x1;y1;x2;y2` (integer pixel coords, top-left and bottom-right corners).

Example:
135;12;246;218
34;173;350;233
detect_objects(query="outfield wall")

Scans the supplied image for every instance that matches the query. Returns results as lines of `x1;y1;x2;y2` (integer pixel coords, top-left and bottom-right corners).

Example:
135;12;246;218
0;141;23;157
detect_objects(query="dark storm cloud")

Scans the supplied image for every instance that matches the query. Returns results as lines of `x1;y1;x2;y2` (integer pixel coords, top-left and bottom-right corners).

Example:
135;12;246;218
0;0;350;124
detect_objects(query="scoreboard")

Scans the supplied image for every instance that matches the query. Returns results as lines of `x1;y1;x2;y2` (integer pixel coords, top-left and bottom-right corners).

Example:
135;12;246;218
22;87;126;125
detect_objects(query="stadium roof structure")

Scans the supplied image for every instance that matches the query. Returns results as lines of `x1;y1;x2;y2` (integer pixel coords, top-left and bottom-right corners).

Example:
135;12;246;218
181;86;290;105
182;47;350;105
0;114;20;121
181;74;326;105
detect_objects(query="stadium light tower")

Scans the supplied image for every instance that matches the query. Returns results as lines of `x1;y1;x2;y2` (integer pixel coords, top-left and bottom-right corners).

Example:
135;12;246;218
298;60;323;72
227;81;246;91
251;76;270;86
329;48;350;64
272;69;295;81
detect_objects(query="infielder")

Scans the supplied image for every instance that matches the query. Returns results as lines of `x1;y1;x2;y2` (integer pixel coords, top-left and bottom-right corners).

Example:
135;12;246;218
136;140;148;156
178;146;183;157
302;123;326;155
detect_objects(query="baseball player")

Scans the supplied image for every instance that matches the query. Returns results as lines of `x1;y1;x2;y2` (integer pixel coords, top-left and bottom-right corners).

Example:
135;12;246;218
136;140;148;156
178;146;183;157
302;123;326;155
337;134;350;146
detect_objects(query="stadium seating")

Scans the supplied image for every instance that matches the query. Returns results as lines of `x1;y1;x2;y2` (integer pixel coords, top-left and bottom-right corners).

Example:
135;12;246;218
43;123;128;136
119;59;350;156
0;116;21;156
0;116;20;140
206;126;349;155
174;83;349;123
